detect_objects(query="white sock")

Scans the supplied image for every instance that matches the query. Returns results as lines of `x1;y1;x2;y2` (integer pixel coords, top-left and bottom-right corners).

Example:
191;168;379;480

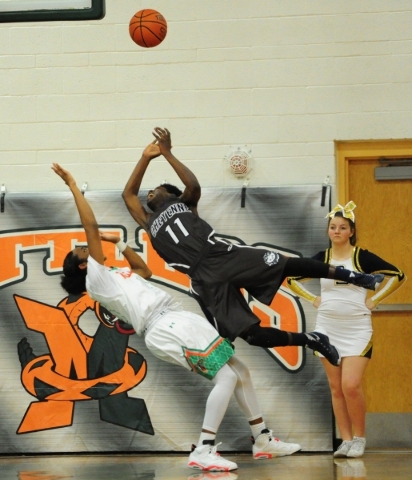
250;421;267;439
198;432;216;446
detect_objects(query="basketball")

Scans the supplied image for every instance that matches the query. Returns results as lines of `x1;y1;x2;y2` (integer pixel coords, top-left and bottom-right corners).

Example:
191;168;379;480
129;9;167;48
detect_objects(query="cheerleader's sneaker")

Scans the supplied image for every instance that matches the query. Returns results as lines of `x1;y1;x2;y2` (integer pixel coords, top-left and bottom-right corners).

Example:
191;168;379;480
252;429;301;459
188;443;238;472
333;440;353;457
347;436;366;458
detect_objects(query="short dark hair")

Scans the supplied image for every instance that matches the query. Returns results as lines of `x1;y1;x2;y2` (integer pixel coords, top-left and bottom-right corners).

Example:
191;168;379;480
160;183;183;197
60;251;87;294
328;212;357;246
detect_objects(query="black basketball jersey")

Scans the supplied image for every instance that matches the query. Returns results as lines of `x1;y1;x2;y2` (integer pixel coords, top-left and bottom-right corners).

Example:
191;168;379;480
148;196;214;272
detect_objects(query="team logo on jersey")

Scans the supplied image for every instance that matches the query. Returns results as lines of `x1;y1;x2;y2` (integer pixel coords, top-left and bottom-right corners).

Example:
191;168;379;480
263;251;280;266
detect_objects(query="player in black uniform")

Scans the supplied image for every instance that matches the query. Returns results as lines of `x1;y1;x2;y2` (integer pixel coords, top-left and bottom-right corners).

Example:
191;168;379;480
122;128;384;367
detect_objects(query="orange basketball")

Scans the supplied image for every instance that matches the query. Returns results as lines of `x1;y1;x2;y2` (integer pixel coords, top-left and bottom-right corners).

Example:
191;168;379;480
129;9;167;48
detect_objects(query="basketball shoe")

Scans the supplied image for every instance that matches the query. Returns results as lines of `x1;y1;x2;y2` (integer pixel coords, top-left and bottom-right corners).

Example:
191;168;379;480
252;430;301;459
305;332;341;366
347;272;384;291
188;443;238;472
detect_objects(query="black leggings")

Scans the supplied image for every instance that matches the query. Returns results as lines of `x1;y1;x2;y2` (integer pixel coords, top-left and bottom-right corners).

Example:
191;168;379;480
239;257;334;347
239;323;307;348
281;256;330;280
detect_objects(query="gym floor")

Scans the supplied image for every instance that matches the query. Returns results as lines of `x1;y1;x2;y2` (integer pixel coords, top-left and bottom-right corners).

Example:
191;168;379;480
0;450;411;480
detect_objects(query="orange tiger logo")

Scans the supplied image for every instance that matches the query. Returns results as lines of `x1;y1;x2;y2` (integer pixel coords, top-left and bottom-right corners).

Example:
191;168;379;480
15;293;153;435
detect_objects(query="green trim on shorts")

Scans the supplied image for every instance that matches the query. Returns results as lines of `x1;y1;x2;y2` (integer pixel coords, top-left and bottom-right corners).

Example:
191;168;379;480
182;337;235;380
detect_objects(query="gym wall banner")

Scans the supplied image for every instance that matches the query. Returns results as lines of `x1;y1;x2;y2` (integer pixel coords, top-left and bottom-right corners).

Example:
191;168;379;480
0;186;332;454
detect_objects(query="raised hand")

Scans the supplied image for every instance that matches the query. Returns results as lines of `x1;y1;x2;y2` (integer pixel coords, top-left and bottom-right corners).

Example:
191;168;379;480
51;163;76;187
152;127;172;154
142;139;161;160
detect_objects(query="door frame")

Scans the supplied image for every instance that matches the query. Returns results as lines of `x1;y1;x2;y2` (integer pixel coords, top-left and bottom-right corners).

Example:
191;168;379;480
336;139;412;204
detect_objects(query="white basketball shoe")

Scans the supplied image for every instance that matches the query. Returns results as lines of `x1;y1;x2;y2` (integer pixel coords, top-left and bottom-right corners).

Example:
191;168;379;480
252;430;302;459
188;443;238;472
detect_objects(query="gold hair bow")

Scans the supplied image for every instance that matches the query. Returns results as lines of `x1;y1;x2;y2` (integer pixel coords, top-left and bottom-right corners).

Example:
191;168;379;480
326;201;356;222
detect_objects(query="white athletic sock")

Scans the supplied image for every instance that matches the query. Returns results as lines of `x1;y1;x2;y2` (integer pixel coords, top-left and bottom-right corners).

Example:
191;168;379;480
250;421;267;439
198;432;216;446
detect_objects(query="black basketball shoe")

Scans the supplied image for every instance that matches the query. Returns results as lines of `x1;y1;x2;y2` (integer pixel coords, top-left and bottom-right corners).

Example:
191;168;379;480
347;272;384;291
305;332;341;366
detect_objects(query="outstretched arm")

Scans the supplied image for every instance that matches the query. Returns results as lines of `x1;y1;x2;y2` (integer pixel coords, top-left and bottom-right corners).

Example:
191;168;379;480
152;127;201;212
51;163;105;265
122;140;161;230
100;232;152;279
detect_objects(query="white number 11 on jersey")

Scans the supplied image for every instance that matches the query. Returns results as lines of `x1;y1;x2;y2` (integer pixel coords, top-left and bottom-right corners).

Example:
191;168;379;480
165;218;189;244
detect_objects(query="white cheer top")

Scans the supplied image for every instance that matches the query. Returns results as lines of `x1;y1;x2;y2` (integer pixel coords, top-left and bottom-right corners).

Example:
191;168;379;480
318;257;370;319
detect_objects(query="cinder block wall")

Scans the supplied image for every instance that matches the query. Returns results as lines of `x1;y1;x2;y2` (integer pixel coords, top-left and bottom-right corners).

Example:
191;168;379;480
0;1;411;193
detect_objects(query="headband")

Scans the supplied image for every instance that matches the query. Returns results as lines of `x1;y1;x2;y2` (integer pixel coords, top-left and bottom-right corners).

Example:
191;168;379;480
326;201;356;222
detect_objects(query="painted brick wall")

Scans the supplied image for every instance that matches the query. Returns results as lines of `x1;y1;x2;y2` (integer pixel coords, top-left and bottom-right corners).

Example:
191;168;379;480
0;0;411;193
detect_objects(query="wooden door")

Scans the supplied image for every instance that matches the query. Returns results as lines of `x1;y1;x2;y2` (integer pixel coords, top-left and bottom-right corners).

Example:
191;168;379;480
336;140;412;412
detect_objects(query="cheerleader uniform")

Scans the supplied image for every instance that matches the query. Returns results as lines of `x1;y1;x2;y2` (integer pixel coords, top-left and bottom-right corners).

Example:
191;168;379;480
287;247;405;358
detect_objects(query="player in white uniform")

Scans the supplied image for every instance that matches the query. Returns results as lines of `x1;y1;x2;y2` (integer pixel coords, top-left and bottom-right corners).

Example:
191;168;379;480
287;202;406;458
52;163;302;472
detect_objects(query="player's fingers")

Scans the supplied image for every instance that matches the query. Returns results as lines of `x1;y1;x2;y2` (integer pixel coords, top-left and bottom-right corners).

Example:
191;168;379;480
154;126;167;137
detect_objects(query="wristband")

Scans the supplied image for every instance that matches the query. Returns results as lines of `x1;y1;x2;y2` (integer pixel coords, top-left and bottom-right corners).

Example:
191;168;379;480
116;240;127;253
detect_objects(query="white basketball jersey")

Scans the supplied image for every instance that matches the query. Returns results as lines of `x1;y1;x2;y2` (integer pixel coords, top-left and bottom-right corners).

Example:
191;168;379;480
86;256;176;335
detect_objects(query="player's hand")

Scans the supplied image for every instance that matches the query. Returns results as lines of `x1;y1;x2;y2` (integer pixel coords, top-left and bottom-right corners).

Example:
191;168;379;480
99;232;121;244
142;139;161;160
312;296;321;308
51;163;76;187
152;127;172;154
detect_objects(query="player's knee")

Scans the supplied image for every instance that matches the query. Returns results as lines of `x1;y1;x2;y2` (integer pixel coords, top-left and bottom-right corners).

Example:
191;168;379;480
214;363;237;389
239;323;260;345
229;356;250;379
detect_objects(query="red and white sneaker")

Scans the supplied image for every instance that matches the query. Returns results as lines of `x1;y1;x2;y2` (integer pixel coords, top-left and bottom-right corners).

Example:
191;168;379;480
188;443;238;472
252;430;301;459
